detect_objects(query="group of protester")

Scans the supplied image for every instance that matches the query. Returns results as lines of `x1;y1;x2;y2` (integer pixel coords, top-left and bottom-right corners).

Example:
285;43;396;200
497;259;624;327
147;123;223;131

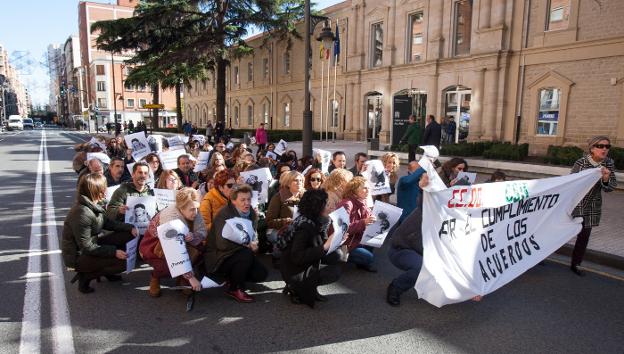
62;123;617;309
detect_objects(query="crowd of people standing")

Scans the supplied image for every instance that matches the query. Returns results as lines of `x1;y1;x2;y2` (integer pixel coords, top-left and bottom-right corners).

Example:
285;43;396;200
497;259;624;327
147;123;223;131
62;119;616;309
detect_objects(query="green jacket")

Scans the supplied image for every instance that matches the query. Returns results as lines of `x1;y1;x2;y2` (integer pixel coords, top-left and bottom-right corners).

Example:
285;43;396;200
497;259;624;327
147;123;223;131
106;181;154;221
62;195;133;268
401;123;422;145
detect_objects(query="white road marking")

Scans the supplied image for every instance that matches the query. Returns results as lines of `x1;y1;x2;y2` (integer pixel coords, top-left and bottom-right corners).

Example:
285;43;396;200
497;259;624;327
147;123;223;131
19;130;45;354
42;132;76;354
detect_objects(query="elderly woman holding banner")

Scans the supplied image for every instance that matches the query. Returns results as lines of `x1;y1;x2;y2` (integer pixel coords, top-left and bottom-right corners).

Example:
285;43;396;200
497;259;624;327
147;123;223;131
140;188;206;297
569;136;617;276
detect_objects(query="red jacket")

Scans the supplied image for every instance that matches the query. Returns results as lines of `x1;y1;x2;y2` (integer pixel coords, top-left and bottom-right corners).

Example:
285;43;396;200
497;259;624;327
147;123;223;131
255;127;268;145
335;196;371;251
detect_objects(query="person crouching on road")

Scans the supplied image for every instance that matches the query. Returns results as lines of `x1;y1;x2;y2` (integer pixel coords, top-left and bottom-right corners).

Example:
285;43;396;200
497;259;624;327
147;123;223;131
279;189;343;308
139;188;205;297
203;184;268;303
62;173;139;294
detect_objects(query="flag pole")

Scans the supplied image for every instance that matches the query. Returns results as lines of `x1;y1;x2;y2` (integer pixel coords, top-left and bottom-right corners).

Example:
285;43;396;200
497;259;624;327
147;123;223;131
325;23;331;142
319;58;324;143
332;51;338;143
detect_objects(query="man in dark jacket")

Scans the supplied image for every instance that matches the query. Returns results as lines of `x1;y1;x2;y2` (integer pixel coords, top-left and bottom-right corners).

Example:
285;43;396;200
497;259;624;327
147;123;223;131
348;152;368;177
104;157;129;187
327;151;347;174
422;114;442;149
174;154;199;188
106;162;154;221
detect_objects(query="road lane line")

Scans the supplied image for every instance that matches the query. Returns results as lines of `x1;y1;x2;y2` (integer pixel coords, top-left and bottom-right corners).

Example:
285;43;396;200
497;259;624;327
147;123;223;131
43;131;76;353
19;130;45;354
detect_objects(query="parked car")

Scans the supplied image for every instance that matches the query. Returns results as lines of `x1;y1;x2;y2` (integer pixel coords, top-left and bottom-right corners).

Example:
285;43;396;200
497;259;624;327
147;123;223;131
22;118;34;130
34;122;43;129
8;117;23;131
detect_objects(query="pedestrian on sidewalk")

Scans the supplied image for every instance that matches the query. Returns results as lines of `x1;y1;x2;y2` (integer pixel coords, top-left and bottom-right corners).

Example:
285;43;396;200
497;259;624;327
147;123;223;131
399;115;422;162
255;122;268;152
446;116;457;144
569;136;617;276
205;120;214;144
422;114;442;149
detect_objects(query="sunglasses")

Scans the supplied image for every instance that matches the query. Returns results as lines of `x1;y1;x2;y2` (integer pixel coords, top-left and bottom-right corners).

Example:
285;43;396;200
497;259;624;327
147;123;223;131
310;177;322;182
225;183;235;188
593;144;611;150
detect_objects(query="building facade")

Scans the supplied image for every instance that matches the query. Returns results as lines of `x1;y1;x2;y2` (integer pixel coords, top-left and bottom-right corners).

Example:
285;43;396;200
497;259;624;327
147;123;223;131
78;0;176;128
184;0;624;154
1;44;30;119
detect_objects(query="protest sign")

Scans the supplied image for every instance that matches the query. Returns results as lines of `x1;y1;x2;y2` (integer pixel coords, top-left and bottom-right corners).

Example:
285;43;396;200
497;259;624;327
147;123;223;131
240;168;271;204
125;196;157;236
328;207;350;254
274;139;288;155
222;217;255;245
193;151;211;173
167;135;186;151
415;168;601;307
156;219;192;278
147;134;164;152
266;151;278;161
361;201;402;248
154;188;176;210
456;171;477;185
86;152;110;165
362;159;391;196
313;149;332;174
105;184;121;205
158;149;187;170
124;132;151;162
125;237;139;273
88;137;107;152
251;191;260;209
191;135;206;146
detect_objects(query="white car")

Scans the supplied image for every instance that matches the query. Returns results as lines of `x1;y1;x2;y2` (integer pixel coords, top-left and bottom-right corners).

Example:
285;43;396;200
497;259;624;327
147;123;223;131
8;117;23;131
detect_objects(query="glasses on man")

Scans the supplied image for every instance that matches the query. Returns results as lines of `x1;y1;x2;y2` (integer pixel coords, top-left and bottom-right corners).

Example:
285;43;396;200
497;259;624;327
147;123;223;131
594;144;611;150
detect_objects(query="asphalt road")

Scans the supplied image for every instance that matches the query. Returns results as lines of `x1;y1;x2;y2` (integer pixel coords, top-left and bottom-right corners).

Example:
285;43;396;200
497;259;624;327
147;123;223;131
1;129;623;354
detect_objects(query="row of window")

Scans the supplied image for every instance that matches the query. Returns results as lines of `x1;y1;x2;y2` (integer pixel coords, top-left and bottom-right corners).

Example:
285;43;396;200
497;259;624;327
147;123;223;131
94;98;148;109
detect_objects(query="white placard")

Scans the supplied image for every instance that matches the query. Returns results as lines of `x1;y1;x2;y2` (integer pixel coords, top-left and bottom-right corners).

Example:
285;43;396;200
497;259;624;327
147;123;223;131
167;135;186;151
124;132;151;162
105;185;121;205
193;151;211;172
147;134;164;152
125;237;139;273
456;171;477;185
201;276;224;289
266;151;278;161
86;152;110;165
222;217;255;245
88;137;107;152
362;160;392;196
156;219;192;278
154;188;177;210
328;207;350;254
251;190;259;209
240;167;271;204
226;142;234;150
191;135;206;146
274;139;288;155
125;196;157;236
313;149;332;174
158;149;187;170
361;201;403;248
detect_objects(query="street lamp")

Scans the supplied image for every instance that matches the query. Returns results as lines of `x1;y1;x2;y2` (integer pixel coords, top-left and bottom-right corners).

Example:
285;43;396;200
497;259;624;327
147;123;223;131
302;0;334;157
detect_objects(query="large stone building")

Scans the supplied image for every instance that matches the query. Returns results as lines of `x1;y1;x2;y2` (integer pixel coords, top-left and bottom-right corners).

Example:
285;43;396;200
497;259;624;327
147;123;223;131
184;0;624;154
1;44;30;118
78;0;176;128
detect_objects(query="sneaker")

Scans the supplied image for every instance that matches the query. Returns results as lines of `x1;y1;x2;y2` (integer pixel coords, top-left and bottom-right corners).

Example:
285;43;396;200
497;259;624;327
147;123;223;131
226;289;255;303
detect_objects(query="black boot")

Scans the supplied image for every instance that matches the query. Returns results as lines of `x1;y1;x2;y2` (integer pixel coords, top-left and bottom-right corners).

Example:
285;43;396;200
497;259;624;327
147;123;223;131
78;273;95;294
386;284;401;307
105;274;123;282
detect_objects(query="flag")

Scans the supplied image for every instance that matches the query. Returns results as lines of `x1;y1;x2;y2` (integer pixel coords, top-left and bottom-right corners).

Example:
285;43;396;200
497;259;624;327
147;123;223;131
333;22;341;66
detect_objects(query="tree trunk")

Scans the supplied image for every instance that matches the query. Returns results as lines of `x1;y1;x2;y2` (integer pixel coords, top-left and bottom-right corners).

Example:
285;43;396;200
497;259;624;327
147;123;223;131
151;83;160;129
216;55;227;126
175;81;183;132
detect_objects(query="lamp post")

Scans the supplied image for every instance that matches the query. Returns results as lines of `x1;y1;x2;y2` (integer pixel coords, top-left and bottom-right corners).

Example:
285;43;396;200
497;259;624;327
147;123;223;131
302;0;333;157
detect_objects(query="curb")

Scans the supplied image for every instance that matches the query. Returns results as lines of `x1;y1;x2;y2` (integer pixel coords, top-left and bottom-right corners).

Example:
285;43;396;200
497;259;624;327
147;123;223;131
555;245;624;271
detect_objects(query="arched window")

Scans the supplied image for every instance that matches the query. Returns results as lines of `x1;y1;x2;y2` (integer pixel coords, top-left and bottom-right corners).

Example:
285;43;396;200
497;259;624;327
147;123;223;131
283;102;290;127
247;105;253;126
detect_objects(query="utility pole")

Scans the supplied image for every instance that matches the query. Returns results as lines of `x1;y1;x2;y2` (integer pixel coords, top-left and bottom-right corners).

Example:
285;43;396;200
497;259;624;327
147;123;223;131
111;52;119;135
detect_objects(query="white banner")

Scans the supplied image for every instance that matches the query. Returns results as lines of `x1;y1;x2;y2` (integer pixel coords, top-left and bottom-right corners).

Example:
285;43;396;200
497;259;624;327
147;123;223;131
124;132;151;162
362;160;391;196
125;196;157;236
156;219;192;278
240;168;272;204
415;168;601;307
361;201;402;248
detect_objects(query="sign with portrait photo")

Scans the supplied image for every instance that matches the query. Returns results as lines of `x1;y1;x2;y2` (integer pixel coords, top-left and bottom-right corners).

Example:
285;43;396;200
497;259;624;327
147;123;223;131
313;149;332;175
124;132;151;162
361;201;403;248
193;151;211;173
222;217;255;246
156;219;192;278
240;168;271;204
166;135;186;151
328;207;350;254
274;139;288;156
125;195;157;236
362;159;391;196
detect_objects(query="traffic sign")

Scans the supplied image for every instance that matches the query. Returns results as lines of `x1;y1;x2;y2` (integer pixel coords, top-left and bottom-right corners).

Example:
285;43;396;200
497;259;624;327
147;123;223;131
143;104;165;109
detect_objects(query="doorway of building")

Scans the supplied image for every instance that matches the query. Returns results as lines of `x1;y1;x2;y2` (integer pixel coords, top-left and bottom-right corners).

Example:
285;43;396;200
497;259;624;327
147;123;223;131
392;89;427;145
443;86;471;143
365;92;383;141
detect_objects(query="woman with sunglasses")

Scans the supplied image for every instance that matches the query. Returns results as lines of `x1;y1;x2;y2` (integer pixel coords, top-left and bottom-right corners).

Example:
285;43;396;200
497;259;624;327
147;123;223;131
200;170;238;232
569;136;617;276
304;168;325;191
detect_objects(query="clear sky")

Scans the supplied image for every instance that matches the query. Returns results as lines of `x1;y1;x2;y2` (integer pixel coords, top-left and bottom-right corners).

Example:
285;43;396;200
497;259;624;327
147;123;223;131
0;0;344;107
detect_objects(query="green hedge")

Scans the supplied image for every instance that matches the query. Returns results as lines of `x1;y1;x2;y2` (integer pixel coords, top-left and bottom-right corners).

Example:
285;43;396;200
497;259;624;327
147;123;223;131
544;145;624;170
482;143;529;161
439;141;497;157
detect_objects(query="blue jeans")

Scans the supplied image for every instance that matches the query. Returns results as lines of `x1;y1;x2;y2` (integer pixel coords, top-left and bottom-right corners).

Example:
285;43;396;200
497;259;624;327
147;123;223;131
348;246;374;267
388;246;423;293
